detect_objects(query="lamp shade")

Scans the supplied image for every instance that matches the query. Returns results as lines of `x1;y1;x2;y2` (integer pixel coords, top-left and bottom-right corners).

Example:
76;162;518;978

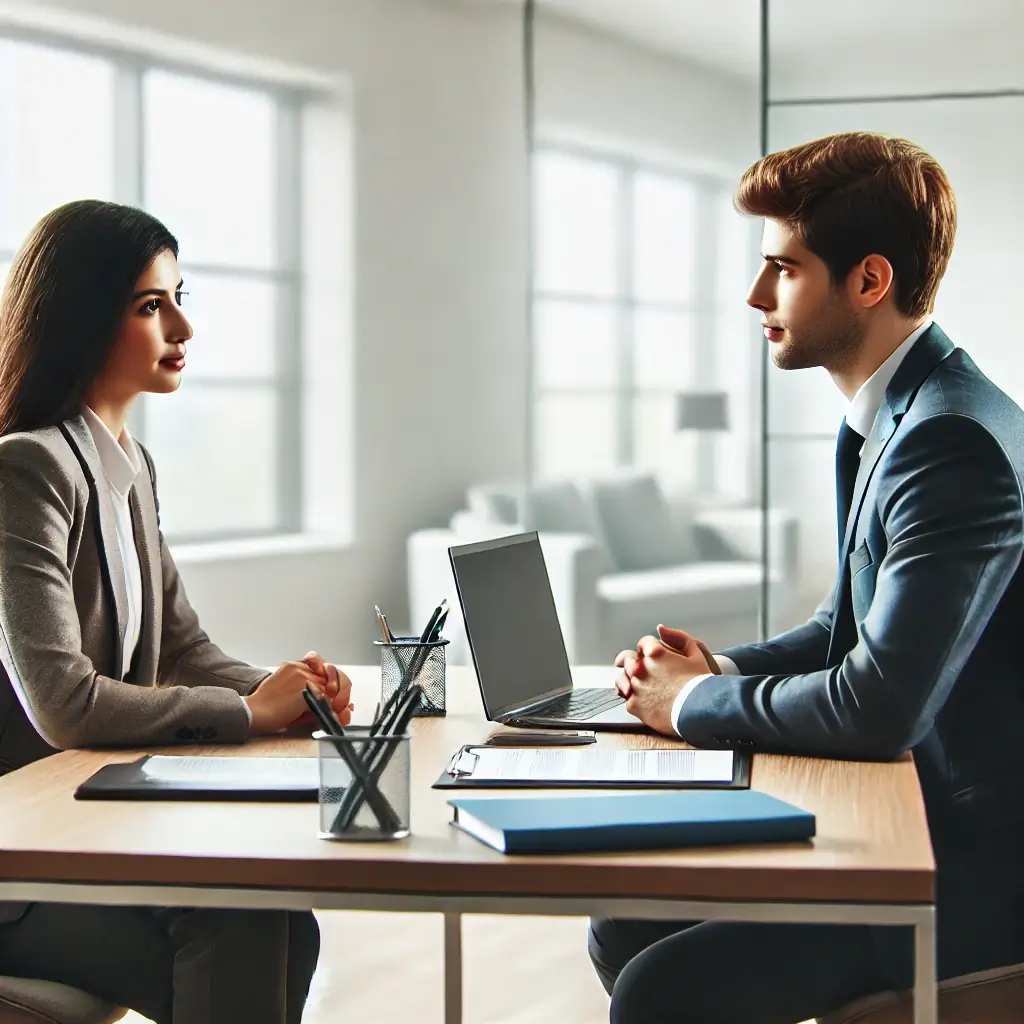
675;391;729;431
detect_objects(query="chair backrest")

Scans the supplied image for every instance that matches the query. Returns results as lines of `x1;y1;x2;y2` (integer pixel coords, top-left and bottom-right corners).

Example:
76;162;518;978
817;961;1024;1023
0;976;126;1024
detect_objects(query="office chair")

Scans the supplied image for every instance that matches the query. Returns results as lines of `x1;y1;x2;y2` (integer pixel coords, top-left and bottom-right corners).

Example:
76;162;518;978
0;977;125;1024
818;961;1024;1022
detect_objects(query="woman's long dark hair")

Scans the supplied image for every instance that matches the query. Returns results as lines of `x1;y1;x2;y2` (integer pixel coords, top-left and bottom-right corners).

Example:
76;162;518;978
0;200;178;435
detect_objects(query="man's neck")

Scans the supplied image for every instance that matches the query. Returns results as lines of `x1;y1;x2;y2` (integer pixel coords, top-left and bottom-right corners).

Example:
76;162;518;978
829;316;929;400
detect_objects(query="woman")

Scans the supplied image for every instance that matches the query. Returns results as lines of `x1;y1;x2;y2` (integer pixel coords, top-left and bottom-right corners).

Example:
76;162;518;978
0;200;353;1023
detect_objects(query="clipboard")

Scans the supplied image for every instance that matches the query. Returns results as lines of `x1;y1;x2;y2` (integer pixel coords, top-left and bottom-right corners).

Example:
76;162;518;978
432;744;751;790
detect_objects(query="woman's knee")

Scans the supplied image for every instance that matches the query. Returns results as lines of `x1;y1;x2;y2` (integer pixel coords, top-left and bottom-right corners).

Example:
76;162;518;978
288;912;320;977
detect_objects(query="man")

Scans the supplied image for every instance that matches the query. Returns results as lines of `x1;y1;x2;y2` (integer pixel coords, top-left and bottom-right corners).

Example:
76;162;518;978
591;132;1024;1023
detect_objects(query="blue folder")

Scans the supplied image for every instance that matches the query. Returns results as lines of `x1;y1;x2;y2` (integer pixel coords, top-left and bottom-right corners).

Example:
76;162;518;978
449;790;815;854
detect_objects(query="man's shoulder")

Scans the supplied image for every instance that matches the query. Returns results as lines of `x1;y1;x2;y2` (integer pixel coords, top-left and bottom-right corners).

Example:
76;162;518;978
912;348;1024;435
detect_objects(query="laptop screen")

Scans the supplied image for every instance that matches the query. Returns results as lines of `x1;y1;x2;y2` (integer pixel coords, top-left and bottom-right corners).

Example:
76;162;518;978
448;532;573;720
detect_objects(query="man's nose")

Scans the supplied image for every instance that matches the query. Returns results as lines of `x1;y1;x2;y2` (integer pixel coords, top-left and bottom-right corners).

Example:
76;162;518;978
746;268;773;312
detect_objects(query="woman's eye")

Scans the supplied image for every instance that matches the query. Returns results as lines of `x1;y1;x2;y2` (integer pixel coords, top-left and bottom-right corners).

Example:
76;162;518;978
140;298;160;315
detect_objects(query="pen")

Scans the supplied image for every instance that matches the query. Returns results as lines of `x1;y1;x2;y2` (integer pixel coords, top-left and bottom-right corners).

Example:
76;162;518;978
334;685;422;831
418;600;446;645
374;605;393;644
403;598;448;686
430;607;449;641
303;689;401;832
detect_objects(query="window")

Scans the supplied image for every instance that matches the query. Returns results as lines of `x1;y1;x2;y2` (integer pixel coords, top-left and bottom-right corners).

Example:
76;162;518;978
0;33;339;544
532;148;743;489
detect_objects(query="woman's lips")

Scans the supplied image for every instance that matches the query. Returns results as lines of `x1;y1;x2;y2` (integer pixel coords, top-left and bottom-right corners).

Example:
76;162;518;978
159;357;185;371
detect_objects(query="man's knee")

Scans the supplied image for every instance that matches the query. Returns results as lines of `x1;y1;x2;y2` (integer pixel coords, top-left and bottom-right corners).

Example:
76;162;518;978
587;918;623;995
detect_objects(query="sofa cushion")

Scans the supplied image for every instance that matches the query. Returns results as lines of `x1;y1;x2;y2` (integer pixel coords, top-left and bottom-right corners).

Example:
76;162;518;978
448;511;522;541
522;481;601;537
465;484;522;526
598;561;762;619
589;473;697;572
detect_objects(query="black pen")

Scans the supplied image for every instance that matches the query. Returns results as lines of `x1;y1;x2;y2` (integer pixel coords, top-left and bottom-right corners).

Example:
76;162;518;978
418;601;445;645
303;689;401;832
403;599;448;686
335;685;422;832
430;607;449;640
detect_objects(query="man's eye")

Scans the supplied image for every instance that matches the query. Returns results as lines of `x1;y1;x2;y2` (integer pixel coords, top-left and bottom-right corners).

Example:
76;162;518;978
175;289;189;306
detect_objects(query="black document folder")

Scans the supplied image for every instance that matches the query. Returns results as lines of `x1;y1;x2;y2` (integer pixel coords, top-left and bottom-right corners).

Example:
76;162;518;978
75;755;320;802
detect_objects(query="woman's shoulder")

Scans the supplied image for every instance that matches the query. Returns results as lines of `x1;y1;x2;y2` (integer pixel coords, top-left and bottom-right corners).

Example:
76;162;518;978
0;424;85;492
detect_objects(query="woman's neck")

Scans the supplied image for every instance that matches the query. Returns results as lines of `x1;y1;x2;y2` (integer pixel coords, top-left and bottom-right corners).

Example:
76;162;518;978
83;396;133;443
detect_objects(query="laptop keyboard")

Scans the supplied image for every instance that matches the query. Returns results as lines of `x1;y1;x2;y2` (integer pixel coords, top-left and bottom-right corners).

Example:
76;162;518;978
541;688;624;721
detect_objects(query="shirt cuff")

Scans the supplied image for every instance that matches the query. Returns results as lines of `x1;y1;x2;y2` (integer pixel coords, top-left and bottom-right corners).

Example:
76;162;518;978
671;674;713;736
714;655;740;675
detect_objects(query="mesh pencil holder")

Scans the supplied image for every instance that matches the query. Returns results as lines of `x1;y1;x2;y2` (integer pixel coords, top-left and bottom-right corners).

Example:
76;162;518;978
375;637;448;717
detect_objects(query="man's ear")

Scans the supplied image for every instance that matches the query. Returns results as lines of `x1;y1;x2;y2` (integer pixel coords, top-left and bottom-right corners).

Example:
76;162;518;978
846;253;895;310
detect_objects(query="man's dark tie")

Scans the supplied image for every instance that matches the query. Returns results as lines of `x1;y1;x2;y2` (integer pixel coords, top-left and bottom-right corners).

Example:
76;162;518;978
835;420;864;553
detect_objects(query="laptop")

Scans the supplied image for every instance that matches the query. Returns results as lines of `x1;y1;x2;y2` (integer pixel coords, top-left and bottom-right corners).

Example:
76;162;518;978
448;532;645;731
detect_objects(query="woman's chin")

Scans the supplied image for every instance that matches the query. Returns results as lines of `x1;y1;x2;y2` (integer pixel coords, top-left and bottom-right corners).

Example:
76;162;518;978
146;371;183;394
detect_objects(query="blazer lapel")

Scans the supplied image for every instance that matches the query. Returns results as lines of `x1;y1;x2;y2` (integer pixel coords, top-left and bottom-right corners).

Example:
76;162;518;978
60;417;129;677
826;325;956;665
128;463;161;684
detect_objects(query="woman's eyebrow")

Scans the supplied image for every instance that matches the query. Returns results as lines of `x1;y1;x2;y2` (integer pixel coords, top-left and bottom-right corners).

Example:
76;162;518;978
131;280;183;301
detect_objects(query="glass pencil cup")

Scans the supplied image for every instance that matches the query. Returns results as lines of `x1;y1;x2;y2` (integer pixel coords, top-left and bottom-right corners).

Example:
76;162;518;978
375;637;449;717
315;728;411;841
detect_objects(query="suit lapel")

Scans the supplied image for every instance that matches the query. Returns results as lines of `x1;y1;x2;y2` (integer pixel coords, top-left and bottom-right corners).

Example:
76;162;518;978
60;416;129;678
128;461;161;683
826;325;956;665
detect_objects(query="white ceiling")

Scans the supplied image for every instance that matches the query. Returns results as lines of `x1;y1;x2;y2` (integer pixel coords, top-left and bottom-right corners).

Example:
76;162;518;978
534;0;1023;79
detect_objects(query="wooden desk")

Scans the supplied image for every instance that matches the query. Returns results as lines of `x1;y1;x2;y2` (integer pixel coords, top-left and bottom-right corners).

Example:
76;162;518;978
0;667;937;1023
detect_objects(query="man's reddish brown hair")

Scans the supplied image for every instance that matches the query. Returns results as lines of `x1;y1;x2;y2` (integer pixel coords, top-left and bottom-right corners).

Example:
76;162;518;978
736;132;956;319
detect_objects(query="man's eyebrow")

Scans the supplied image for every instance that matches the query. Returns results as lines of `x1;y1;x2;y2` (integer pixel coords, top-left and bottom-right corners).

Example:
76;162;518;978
762;253;801;266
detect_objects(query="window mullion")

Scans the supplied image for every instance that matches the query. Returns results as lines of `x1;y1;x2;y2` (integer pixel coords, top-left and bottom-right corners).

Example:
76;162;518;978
274;97;302;533
694;185;719;494
114;59;147;442
617;165;634;466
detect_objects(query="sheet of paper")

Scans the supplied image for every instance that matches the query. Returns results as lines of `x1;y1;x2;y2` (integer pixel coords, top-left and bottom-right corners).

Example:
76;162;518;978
459;747;734;783
141;756;320;787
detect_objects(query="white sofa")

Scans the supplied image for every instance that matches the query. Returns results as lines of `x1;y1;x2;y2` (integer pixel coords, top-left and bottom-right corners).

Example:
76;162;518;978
407;473;799;666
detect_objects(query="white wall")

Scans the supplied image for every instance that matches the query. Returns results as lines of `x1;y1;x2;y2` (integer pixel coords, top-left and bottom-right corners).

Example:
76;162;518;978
533;11;762;505
14;0;530;664
11;0;762;666
764;12;1024;625
535;11;757;173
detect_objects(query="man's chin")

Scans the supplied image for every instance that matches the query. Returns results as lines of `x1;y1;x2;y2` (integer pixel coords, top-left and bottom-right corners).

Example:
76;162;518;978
770;341;818;371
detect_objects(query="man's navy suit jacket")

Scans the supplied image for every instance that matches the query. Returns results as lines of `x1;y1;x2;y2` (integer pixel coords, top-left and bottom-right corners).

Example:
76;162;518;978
678;324;1024;848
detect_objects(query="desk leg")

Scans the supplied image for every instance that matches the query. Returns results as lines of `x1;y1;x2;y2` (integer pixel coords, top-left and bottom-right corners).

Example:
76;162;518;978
444;911;463;1024
913;907;937;1024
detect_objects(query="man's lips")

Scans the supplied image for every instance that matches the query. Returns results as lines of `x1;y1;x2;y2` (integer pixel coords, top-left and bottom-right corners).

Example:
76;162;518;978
762;322;785;341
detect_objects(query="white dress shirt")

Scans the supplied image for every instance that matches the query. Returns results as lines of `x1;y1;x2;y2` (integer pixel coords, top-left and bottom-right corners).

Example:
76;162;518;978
82;407;144;679
669;319;934;734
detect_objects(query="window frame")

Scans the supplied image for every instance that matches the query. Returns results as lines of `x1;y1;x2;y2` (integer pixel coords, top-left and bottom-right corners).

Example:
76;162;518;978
531;142;732;484
0;25;311;545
